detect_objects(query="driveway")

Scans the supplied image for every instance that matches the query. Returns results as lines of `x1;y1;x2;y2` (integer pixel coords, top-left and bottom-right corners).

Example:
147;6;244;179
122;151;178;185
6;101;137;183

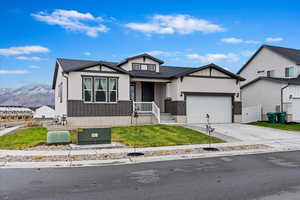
186;123;300;142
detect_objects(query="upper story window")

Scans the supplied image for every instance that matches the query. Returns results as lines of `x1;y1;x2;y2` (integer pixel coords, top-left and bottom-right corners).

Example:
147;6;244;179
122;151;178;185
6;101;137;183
285;67;295;78
147;64;156;71
83;76;118;103
132;63;141;71
267;70;275;77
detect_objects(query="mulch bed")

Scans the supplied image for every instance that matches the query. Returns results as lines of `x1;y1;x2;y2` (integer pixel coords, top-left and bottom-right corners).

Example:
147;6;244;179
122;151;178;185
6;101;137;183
0;144;269;163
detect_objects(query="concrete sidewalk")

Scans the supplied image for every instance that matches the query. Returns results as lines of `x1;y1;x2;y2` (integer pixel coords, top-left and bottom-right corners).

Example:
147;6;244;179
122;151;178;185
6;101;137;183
0;125;24;137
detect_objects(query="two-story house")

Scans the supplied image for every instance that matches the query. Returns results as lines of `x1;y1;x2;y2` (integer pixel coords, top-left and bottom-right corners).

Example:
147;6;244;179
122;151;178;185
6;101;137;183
238;45;300;121
53;53;244;127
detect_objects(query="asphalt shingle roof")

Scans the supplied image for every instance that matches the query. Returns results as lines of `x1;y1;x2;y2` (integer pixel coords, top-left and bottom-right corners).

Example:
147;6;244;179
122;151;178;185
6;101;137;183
241;76;300;89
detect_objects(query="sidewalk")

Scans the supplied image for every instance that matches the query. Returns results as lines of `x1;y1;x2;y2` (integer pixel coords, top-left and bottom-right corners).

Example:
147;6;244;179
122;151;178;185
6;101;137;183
1;137;300;168
0;125;24;137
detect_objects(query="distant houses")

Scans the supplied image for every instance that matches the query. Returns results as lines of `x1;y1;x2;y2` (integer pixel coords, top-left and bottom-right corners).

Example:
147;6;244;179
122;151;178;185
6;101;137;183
32;105;55;119
0;106;33;121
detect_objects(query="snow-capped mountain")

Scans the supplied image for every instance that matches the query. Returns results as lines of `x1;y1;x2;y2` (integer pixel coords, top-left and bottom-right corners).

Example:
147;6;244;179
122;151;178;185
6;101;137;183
0;84;54;107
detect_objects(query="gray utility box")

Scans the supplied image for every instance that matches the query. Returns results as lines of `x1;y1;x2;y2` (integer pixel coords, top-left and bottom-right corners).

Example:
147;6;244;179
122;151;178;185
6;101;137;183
77;128;111;145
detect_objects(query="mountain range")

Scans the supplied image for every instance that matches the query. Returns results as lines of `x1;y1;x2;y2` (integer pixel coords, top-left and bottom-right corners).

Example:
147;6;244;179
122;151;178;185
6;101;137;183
0;84;54;107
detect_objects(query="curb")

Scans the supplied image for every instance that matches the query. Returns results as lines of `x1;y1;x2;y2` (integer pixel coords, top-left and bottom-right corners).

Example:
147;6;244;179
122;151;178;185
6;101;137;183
1;147;299;169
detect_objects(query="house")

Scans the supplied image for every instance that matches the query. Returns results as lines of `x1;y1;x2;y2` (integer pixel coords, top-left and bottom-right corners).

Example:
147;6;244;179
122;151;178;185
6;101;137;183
238;45;300;121
52;53;244;127
33;105;55;119
0;106;33;121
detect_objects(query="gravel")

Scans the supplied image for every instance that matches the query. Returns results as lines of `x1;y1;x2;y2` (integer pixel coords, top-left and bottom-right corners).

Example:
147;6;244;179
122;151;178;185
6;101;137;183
0;144;269;162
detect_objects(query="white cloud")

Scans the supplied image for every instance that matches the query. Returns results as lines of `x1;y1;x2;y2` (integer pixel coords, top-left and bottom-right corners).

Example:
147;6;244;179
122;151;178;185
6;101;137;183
16;56;47;61
0;45;49;56
240;50;255;57
28;65;41;69
125;14;224;35
31;9;109;37
186;53;239;63
0;70;28;75
221;37;259;44
147;50;181;57
84;52;91;56
265;37;283;42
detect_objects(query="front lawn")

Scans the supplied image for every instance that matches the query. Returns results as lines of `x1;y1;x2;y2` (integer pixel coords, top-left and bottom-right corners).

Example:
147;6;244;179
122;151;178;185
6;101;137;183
0;125;224;150
249;121;300;132
112;124;224;147
0;127;47;150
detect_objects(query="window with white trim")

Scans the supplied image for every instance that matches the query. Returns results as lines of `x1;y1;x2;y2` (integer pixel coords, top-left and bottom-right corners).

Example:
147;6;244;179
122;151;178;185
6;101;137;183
94;77;107;102
285;67;295;78
82;76;118;103
83;77;92;102
132;63;141;71
109;78;117;102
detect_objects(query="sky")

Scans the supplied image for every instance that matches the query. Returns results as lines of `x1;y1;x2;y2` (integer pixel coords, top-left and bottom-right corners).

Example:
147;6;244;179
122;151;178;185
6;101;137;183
1;0;300;88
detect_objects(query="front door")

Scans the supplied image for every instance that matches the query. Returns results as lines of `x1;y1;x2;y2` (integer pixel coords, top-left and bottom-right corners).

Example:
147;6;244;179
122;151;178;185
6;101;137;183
142;82;154;102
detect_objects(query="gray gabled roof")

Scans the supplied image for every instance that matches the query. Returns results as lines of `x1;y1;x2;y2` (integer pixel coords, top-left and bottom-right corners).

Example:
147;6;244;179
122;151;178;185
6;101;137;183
241;76;300;89
238;45;300;74
53;57;244;89
117;53;164;66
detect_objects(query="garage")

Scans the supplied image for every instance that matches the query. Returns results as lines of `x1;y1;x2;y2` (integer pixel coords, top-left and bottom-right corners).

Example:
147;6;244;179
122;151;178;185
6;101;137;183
186;95;232;124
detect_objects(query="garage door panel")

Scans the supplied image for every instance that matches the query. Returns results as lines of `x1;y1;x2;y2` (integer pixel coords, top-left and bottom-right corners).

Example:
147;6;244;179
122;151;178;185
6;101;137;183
186;96;232;124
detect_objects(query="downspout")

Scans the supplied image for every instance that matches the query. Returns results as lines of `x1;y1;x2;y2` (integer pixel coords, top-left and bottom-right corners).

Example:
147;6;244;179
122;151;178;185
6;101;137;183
281;84;289;112
62;72;69;116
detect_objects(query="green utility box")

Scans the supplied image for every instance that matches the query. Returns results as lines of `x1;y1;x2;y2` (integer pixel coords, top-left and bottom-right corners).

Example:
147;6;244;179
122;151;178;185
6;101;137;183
47;131;71;144
267;112;277;123
277;112;287;124
77;128;111;145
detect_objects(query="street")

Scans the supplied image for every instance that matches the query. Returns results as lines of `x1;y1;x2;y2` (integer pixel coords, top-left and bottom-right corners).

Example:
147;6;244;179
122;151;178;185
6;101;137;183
1;151;300;200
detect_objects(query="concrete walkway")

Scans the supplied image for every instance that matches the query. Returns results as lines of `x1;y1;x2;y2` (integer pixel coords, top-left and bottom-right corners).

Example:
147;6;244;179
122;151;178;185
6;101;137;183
0;125;24;137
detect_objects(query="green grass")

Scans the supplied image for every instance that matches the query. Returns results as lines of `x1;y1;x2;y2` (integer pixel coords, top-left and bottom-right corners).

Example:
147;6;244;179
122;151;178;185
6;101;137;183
112;124;224;147
0;127;47;150
249;121;300;132
0;125;225;149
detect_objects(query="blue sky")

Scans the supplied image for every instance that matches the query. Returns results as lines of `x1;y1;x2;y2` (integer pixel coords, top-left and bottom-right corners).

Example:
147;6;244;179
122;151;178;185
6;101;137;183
1;0;300;88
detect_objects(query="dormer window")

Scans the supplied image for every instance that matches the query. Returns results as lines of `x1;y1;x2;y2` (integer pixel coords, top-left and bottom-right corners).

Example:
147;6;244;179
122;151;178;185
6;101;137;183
147;64;156;71
132;63;141;71
285;67;295;78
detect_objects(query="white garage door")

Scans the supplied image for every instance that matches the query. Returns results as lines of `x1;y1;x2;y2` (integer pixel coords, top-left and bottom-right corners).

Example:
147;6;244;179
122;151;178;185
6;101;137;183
292;98;300;121
186;96;232;124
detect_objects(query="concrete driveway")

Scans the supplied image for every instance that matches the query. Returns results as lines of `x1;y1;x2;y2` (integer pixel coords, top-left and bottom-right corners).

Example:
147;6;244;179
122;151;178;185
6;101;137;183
186;123;300;142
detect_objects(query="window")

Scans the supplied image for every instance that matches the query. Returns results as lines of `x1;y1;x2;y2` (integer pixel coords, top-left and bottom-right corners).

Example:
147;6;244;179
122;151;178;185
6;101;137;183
94;78;107;102
132;63;141;71
285;67;295;78
147;64;156;71
109;78;118;102
58;83;63;103
82;76;118;103
267;70;275;77
83;77;92;102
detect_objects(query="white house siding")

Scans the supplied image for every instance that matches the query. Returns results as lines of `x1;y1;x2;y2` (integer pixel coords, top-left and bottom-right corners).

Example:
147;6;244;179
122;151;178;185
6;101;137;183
120;57;160;72
242;80;284;117
68;71;130;101
55;64;67;116
240;47;297;85
177;77;240;101
34;106;55;119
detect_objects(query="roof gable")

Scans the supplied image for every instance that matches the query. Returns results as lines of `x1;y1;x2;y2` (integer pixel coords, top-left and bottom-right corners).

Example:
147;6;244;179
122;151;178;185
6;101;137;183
238;45;300;74
117;53;164;66
175;63;245;81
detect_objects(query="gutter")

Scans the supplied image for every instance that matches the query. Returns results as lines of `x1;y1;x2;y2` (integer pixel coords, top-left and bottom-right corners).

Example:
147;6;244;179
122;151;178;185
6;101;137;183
281;84;289;112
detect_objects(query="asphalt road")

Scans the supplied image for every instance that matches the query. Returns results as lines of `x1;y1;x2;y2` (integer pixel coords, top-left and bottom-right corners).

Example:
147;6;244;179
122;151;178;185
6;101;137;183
2;151;300;200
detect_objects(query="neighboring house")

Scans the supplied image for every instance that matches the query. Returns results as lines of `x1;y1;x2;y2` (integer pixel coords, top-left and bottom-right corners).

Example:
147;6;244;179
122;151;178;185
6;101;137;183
33;105;55;119
52;53;244;127
238;45;300;121
0;106;33;121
